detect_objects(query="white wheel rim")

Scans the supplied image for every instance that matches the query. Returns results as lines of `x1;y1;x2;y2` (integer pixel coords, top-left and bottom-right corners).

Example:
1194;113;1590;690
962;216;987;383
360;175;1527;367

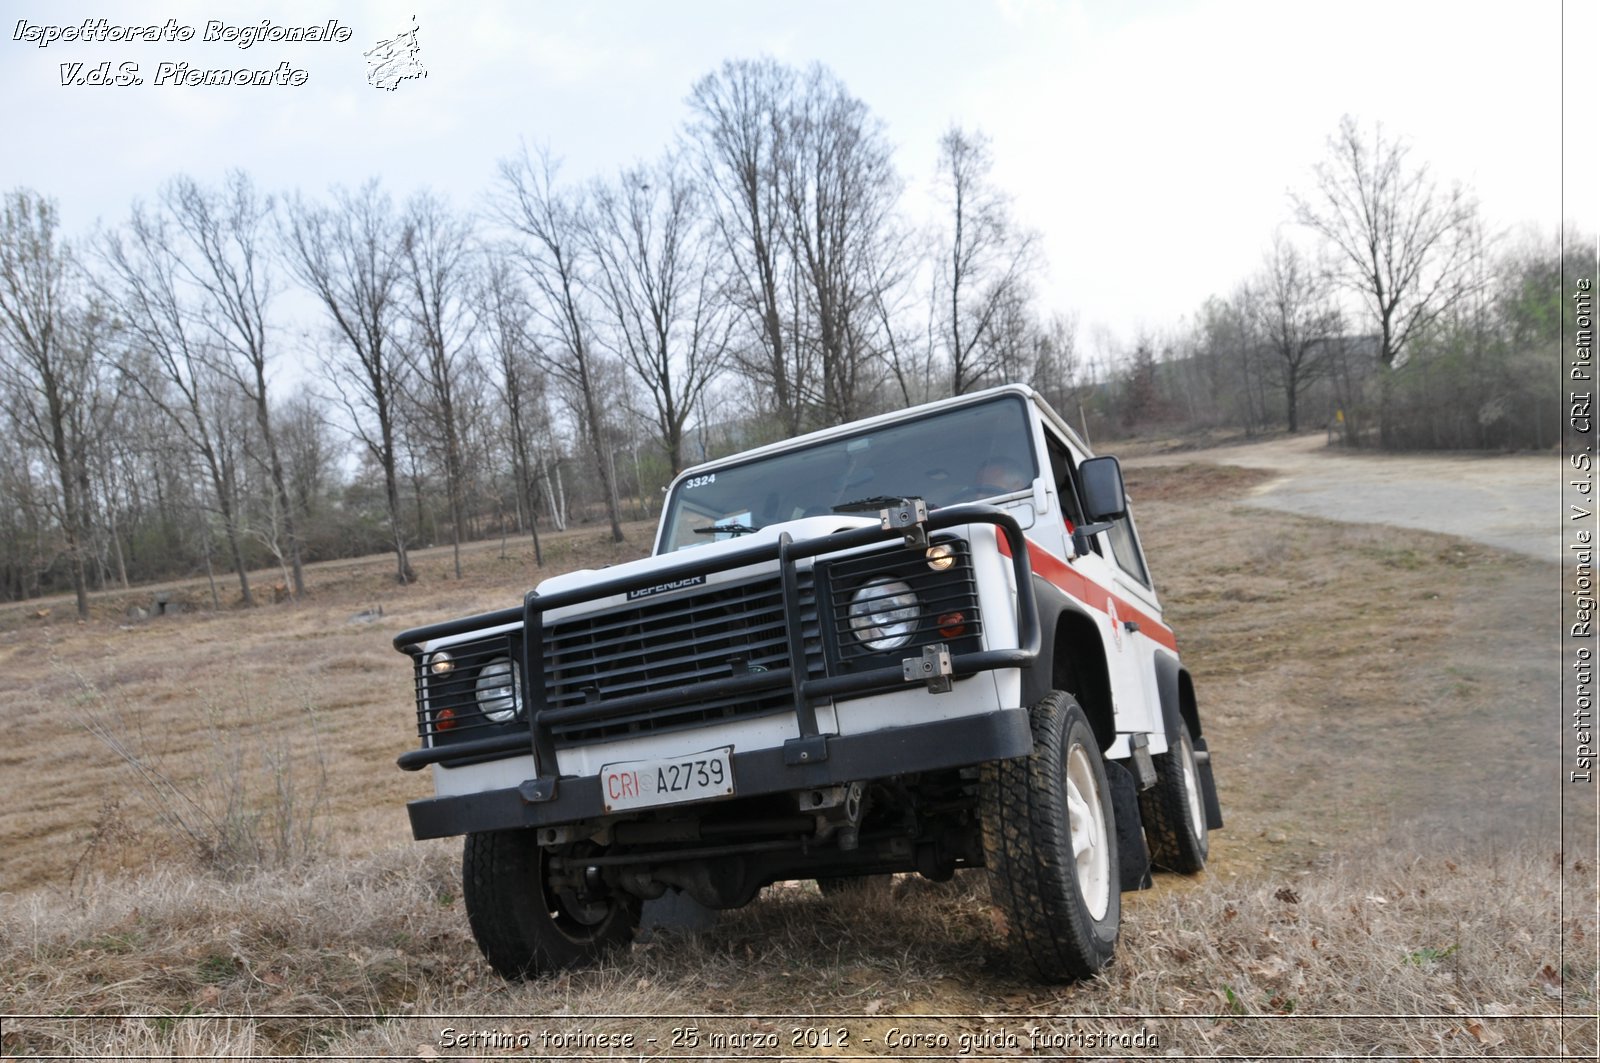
1066;744;1111;920
1180;734;1205;842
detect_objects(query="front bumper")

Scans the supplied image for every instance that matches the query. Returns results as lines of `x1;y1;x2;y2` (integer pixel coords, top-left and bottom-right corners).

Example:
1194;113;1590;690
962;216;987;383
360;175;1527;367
406;707;1032;839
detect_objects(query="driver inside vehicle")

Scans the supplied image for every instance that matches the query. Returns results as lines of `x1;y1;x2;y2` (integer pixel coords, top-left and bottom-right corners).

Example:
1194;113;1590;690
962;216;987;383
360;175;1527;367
944;456;1030;504
973;456;1030;496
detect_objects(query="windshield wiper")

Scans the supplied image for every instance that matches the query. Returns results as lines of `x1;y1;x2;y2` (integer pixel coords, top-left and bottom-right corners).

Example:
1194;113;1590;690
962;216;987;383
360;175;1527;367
692;522;759;537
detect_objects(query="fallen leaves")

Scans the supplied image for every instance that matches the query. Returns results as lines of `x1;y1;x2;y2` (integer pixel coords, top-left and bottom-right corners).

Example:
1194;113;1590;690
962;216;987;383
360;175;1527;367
1463;1019;1506;1048
1534;964;1563;998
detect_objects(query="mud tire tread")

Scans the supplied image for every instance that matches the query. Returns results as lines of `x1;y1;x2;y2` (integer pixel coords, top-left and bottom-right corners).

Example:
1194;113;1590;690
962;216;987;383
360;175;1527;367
979;691;1119;982
1138;723;1209;874
463;829;636;980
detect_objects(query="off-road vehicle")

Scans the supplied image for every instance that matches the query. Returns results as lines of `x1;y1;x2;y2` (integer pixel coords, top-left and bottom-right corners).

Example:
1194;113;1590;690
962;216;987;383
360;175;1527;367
394;384;1221;982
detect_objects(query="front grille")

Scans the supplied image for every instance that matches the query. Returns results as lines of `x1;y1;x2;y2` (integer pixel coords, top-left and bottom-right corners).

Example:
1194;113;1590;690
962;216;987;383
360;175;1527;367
409;539;984;755
541;572;824;746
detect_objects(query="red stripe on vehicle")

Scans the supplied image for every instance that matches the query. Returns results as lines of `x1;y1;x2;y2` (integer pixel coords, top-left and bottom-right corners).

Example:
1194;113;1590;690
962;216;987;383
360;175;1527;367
997;536;1178;653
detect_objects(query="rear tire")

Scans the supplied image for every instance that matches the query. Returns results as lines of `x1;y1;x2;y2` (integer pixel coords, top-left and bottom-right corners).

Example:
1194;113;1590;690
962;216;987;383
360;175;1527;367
1139;722;1209;873
979;690;1120;981
463;830;638;980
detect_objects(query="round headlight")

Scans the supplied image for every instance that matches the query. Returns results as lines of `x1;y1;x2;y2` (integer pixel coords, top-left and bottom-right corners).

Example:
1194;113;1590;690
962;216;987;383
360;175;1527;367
474;657;522;722
848;578;920;651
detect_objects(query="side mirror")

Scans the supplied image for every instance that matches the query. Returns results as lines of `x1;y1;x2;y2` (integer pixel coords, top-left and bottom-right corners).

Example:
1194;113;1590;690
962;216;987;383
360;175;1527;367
1079;455;1128;522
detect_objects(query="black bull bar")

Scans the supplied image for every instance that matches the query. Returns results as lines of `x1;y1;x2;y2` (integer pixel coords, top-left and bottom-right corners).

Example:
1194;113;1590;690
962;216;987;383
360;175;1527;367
393;503;1040;786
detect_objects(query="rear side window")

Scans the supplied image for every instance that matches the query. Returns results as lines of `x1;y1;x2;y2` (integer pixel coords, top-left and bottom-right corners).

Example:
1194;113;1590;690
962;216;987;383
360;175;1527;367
1106;512;1151;588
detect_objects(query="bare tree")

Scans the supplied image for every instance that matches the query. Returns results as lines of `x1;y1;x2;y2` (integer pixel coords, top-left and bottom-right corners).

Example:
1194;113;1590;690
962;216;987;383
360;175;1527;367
398;191;478;579
933;126;1040;395
394;407;433;548
1193;292;1271;436
280;181;415;583
873;252;938;410
1293;115;1479;368
162;173;306;598
586;155;731;475
446;352;497;542
275;390;337;526
971;279;1037;388
1246;235;1341;432
1025;311;1082;413
776;64;901;423
481;255;553;559
493;145;625;543
81;382;134;591
687;59;809;434
100;200;262;606
102;382;198;588
0;400;50;602
0;192;105;619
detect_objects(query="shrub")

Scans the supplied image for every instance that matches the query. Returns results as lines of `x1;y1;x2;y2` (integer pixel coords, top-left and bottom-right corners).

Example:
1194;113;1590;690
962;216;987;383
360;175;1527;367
71;668;330;875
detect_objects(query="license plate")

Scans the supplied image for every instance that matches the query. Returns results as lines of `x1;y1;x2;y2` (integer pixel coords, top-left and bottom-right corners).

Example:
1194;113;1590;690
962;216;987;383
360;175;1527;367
599;746;735;812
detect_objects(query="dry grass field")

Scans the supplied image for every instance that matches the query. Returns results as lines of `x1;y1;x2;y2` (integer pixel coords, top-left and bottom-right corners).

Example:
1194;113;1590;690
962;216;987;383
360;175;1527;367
1;463;1592;1059
0;520;657;892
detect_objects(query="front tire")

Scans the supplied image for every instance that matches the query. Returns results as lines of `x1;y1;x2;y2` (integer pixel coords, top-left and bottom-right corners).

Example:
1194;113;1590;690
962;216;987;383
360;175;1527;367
980;690;1120;981
1139;721;1209;873
463;830;638;980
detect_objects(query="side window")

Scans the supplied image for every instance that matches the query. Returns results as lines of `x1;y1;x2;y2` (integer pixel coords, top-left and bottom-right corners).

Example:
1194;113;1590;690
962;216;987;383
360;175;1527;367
1106;511;1152;588
1043;433;1101;556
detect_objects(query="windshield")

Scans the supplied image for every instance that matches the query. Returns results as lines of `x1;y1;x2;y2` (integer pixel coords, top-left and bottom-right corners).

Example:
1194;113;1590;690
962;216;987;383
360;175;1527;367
659;395;1038;551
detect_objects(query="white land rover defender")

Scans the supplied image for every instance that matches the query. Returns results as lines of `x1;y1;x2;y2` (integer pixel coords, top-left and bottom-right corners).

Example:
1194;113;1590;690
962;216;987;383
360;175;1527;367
394;384;1221;983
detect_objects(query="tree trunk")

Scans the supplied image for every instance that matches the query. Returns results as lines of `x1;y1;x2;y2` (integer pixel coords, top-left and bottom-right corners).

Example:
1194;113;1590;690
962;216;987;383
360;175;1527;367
202;529;220;610
44;391;90;620
450;494;462;580
578;362;625;543
1285;362;1300;433
509;410;543;566
380;419;415;584
548;459;567;532
254;387;305;598
217;491;254;607
446;419;464;579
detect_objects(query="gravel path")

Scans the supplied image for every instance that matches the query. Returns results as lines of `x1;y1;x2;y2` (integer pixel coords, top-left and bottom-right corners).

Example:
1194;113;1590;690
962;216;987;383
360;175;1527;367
1128;435;1560;562
1131;434;1564;857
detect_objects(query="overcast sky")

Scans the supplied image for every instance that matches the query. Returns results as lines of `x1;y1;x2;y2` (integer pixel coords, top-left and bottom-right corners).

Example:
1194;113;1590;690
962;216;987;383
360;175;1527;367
2;0;1593;366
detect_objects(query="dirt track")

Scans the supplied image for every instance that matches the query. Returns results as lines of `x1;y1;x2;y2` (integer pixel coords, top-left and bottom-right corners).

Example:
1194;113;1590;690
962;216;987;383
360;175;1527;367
1129;434;1560;561
1128;437;1565;867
